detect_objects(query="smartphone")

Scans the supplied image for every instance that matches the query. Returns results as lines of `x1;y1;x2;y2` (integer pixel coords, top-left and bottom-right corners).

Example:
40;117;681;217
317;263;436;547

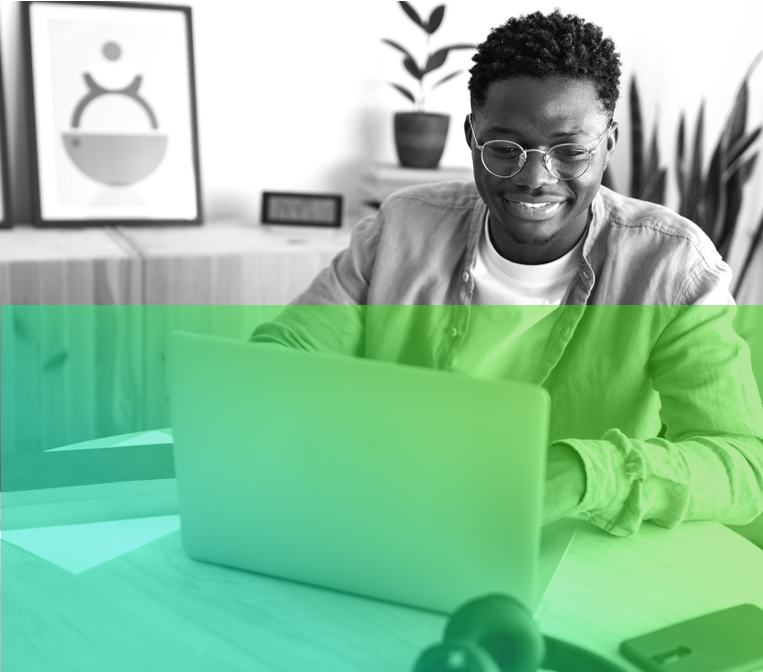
620;604;763;672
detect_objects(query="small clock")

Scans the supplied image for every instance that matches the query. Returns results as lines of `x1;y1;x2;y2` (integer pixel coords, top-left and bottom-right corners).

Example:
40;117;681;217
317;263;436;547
261;191;343;228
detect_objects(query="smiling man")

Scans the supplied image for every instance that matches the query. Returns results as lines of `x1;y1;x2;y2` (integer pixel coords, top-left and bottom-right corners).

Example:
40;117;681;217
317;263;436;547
252;10;763;536
467;76;614;265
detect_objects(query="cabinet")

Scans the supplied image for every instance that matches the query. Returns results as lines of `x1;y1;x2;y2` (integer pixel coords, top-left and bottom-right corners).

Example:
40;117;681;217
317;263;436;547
360;163;473;216
1;223;349;453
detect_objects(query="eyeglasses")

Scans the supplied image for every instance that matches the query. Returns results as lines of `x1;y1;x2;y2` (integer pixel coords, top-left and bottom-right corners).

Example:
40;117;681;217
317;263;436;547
468;114;612;180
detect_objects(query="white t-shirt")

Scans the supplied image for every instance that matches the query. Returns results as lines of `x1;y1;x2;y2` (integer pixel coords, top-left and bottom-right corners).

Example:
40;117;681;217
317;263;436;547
451;214;583;382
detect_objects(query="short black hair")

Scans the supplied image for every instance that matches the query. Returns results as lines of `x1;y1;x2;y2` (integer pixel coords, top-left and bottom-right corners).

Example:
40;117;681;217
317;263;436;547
469;9;621;117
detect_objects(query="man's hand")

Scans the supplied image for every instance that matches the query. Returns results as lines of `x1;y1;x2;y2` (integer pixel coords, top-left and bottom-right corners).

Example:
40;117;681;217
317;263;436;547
543;443;586;525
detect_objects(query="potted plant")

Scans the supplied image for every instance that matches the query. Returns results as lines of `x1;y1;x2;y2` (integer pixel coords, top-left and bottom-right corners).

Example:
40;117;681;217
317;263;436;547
383;2;475;169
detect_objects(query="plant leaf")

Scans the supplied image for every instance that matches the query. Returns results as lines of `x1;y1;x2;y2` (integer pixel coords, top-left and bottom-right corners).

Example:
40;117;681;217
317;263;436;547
438;43;477;52
641;168;667;205
718;168;744;257
403;56;423;80
733;206;763;298
676;113;687;215
687;102;705;227
726;80;748;150
431;70;463;88
427;5;445;34
714;95;757;255
694;201;707;233
653;170;667;206
399;1;425;30
742;48;763;82
629;76;644;199
715;54;763;266
382;38;415;63
423;45;475;74
740;154;758;184
425;48;449;74
727;127;761;170
643;118;660;189
389;82;416;104
676;114;685;167
705;133;727;245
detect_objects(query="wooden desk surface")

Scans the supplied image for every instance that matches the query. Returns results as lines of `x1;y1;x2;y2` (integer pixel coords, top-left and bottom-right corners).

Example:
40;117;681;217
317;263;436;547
3;435;763;672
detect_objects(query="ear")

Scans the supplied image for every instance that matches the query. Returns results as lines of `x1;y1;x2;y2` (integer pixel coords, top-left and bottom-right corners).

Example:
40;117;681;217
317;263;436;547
604;120;619;166
464;114;474;149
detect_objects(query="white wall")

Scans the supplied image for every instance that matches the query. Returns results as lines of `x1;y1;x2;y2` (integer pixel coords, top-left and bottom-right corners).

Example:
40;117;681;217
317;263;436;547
3;1;763;293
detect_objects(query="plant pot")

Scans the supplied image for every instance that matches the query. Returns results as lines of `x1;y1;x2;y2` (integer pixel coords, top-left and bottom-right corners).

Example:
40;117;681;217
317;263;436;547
394;112;450;169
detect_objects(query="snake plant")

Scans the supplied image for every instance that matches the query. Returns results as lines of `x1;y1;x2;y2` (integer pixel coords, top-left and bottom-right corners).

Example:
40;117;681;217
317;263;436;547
601;75;668;206
676;51;762;264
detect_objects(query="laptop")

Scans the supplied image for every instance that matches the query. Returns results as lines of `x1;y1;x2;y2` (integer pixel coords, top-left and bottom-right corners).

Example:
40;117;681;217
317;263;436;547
165;331;576;614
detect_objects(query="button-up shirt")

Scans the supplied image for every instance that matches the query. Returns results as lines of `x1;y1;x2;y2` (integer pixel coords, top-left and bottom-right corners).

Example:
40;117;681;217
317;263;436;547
251;182;763;536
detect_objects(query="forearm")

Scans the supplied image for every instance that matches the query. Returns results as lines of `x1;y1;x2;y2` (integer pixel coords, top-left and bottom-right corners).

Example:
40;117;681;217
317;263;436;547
560;429;763;536
250;304;366;357
543;443;586;525
250;213;382;355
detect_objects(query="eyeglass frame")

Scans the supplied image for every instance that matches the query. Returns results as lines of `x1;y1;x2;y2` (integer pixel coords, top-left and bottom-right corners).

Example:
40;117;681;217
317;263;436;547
468;113;614;181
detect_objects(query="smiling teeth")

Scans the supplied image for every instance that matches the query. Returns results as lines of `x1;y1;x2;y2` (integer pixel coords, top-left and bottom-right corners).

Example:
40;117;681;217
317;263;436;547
516;202;552;208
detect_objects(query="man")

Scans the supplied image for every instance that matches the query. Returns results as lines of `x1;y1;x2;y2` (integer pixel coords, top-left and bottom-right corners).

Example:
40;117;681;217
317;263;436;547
252;10;763;536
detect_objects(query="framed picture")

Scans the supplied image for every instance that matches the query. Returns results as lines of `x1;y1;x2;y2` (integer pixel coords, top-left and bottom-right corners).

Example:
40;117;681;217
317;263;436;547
0;29;12;228
261;191;344;228
23;1;202;226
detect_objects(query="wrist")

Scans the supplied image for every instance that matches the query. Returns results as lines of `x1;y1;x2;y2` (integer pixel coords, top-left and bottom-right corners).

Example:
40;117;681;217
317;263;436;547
548;443;586;504
543;442;587;524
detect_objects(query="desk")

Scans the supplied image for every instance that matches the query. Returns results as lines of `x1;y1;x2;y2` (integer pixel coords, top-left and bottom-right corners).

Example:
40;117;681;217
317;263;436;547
3;434;763;671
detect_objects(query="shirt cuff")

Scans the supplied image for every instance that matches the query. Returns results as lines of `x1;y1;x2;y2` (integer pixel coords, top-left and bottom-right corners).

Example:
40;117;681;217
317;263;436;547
551;430;648;536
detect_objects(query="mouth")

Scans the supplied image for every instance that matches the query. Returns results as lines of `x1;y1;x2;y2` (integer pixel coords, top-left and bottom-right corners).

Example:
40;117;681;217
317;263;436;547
504;198;565;221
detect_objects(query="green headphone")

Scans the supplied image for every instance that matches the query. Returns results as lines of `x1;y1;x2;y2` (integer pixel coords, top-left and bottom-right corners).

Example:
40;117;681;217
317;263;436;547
413;595;629;672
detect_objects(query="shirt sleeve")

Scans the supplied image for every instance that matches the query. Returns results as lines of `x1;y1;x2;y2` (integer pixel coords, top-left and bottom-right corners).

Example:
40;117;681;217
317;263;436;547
559;303;763;536
249;212;383;356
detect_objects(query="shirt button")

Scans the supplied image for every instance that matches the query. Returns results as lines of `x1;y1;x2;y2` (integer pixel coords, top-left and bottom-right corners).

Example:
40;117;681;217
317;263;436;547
463;271;470;282
450;327;459;338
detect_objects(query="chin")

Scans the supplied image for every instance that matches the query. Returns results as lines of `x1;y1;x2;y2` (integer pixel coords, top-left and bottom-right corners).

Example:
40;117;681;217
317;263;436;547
506;230;560;248
501;217;563;245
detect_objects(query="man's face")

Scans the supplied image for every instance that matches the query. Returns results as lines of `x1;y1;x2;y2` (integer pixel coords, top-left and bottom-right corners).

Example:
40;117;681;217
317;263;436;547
465;76;617;264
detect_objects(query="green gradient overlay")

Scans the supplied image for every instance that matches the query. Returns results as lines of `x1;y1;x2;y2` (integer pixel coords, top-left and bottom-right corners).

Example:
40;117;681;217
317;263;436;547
2;304;763;671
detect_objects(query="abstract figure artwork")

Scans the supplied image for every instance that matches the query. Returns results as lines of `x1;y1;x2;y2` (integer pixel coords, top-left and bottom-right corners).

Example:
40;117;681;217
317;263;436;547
24;2;201;226
64;40;168;187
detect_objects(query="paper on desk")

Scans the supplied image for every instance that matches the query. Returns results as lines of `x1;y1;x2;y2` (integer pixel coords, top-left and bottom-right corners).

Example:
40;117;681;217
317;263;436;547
110;429;173;447
2;514;180;573
47;429;173;451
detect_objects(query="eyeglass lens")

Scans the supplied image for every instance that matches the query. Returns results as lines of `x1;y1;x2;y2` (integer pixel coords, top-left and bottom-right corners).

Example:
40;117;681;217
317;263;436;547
482;142;592;179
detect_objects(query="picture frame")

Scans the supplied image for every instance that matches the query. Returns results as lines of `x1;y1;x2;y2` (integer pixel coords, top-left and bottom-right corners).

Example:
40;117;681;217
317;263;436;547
0;29;12;228
261;191;344;228
22;1;203;227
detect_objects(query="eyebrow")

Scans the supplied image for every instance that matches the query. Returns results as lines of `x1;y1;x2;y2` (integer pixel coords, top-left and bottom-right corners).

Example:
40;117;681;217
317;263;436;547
488;126;592;139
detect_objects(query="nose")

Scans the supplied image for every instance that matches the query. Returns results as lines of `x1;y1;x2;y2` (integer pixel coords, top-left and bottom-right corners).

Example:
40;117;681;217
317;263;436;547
510;149;558;188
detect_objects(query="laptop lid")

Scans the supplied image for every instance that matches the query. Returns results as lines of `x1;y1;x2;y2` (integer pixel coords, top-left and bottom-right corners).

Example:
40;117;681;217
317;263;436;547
166;331;552;614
